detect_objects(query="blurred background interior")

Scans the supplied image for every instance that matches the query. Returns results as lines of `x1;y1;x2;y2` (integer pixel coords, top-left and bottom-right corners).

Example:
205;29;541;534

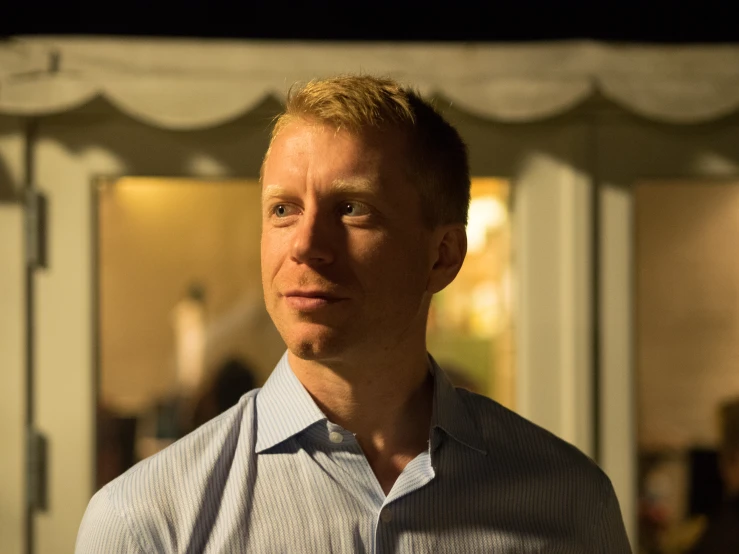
3;11;739;553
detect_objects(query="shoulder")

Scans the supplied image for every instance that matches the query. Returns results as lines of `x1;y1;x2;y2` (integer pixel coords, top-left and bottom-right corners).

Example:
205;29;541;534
458;388;608;485
75;480;144;553
114;388;259;492
76;390;259;553
456;390;631;550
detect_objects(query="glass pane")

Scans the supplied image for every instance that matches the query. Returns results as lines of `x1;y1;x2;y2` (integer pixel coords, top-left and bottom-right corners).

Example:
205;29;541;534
635;181;739;553
426;178;515;408
95;177;285;489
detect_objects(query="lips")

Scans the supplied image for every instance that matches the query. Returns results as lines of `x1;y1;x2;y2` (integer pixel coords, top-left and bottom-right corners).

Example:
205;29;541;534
282;289;346;311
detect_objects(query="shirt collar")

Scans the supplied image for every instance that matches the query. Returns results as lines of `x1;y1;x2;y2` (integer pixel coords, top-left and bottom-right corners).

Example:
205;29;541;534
428;355;487;455
255;351;487;455
255;352;326;453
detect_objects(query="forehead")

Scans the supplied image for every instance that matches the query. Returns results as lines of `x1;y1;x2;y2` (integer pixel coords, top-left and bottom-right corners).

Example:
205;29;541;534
263;119;409;187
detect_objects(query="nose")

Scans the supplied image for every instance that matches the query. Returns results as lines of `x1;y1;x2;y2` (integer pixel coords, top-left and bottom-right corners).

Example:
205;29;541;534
290;212;335;266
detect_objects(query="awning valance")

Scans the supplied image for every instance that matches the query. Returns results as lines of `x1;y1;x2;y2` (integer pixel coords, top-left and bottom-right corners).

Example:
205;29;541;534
3;37;739;129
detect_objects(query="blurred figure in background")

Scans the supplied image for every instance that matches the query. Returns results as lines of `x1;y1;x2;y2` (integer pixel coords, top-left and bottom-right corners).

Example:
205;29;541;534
172;283;208;399
690;397;739;553
188;357;257;431
95;405;137;489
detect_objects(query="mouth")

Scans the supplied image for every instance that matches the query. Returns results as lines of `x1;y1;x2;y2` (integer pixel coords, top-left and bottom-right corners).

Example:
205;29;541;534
281;290;346;311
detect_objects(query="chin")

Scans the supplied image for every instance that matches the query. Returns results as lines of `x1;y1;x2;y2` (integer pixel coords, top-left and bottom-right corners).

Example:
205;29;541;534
284;329;350;362
288;338;336;361
289;341;323;361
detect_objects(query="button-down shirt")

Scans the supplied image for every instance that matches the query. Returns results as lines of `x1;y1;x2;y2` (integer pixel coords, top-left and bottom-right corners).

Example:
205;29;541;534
76;353;631;553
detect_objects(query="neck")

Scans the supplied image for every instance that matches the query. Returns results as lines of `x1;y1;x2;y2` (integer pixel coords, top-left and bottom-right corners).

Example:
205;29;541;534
288;345;434;494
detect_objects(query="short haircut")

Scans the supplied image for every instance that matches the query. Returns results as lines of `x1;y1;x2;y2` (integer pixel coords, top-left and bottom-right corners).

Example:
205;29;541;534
267;75;471;227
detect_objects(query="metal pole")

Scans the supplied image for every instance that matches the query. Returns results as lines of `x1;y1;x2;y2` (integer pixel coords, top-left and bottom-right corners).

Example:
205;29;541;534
588;108;602;465
23;117;38;554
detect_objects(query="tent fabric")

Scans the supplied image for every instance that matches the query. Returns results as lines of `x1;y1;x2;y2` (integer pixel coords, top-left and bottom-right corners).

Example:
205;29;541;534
2;37;739;129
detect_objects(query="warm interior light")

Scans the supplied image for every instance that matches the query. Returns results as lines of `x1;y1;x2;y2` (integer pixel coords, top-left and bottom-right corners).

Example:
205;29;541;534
467;196;507;254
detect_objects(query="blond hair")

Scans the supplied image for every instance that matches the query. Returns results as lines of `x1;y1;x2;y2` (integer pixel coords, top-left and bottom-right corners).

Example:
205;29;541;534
267;75;470;227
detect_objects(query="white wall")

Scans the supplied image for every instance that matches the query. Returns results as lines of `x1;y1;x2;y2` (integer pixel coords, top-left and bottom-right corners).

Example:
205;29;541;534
600;183;636;543
636;181;739;449
514;149;593;456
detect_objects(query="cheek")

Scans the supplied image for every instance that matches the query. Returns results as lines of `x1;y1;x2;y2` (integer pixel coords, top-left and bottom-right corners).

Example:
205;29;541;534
352;235;430;293
346;232;395;271
260;233;282;285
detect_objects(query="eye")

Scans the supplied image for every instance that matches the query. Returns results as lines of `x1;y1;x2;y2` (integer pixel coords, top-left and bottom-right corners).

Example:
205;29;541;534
339;201;370;217
271;204;298;218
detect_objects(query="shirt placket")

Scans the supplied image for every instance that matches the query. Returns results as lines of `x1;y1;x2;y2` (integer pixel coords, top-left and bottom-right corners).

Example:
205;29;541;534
373;440;438;553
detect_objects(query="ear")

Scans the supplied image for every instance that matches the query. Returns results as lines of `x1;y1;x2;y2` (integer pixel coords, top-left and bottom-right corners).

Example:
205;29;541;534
427;224;467;295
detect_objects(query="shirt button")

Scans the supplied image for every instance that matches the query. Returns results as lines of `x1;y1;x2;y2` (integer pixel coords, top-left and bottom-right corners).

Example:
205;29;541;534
329;431;343;444
380;508;393;523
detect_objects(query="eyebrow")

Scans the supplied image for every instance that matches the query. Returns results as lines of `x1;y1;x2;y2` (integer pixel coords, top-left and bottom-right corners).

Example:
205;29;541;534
262;178;376;200
330;178;375;194
262;184;287;200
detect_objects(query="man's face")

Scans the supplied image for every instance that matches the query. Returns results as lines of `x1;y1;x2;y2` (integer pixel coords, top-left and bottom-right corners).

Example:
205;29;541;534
261;119;436;364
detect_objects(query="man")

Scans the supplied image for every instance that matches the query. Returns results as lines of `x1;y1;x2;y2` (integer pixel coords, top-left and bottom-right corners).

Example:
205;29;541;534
76;75;631;553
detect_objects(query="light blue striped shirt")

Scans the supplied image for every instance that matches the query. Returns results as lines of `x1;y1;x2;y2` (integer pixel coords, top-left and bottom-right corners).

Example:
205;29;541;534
76;353;631;553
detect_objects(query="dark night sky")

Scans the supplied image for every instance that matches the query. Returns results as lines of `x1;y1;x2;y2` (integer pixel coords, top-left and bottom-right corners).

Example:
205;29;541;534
2;1;737;43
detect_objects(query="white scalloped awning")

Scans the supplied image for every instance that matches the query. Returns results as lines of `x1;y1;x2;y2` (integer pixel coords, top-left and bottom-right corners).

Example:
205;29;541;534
3;37;739;129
